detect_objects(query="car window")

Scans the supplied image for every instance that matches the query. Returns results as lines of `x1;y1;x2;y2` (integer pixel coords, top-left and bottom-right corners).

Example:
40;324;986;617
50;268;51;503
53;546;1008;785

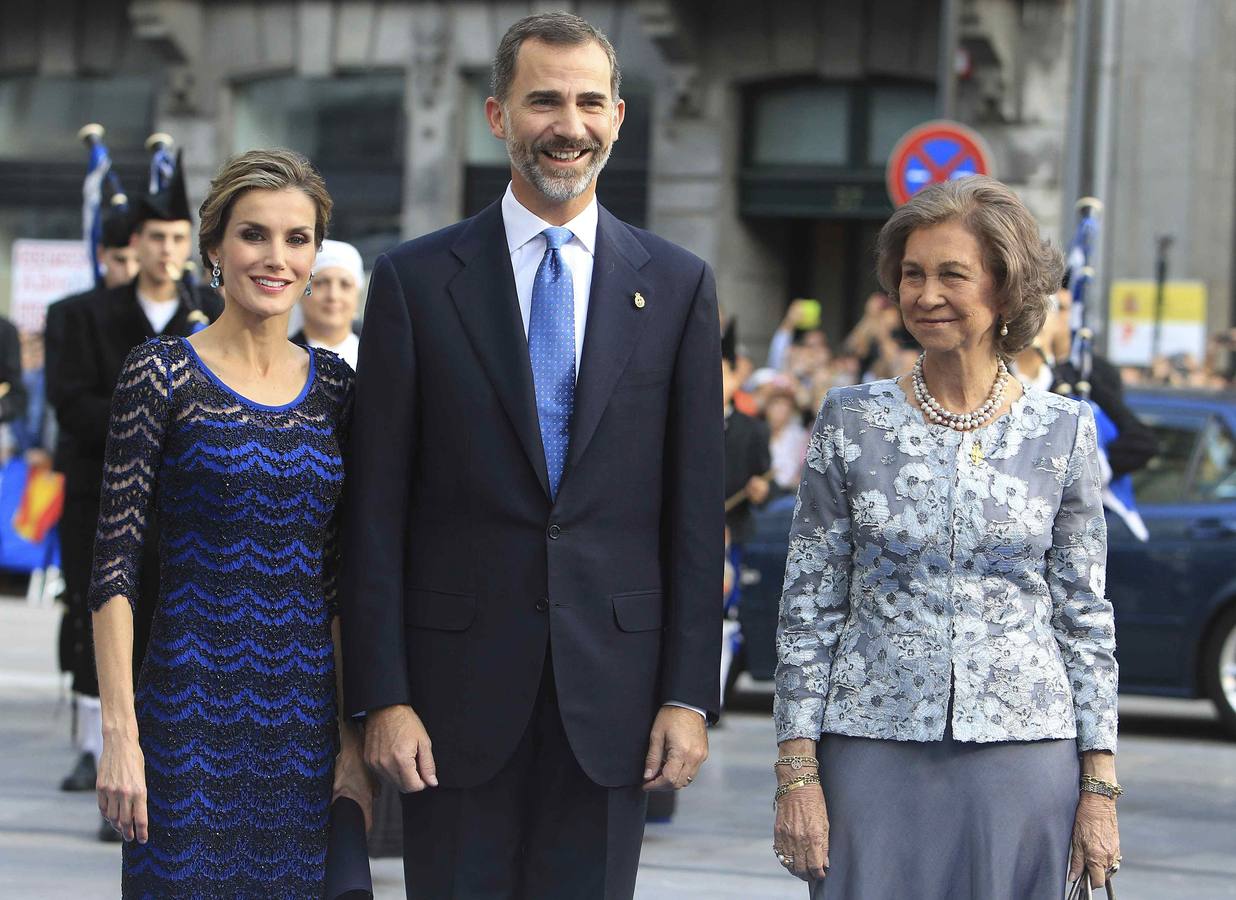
1130;414;1203;504
1192;417;1236;501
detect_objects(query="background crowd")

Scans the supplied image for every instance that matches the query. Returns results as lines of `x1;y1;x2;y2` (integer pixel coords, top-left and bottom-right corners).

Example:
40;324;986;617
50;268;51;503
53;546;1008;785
724;293;1236;501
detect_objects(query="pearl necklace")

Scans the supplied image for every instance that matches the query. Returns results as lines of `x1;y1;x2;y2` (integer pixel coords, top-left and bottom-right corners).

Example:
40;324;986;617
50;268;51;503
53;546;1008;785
911;354;1009;431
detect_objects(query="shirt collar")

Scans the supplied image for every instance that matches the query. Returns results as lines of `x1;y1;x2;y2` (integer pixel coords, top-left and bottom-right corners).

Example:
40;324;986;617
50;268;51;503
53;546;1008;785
501;182;598;257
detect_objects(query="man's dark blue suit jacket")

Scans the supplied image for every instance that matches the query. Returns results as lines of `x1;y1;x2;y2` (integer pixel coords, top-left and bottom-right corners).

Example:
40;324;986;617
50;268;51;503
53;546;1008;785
341;199;723;788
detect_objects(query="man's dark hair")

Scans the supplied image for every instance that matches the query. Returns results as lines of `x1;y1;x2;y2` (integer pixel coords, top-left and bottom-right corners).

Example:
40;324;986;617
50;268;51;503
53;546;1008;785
490;12;621;104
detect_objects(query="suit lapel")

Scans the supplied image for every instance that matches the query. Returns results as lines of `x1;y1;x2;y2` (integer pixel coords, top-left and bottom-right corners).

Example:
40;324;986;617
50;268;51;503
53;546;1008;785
448;202;551;498
565;206;652;478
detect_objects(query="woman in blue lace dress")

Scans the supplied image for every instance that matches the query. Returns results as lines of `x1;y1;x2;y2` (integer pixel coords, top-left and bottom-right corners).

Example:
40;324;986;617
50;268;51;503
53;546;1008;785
771;178;1121;899
90;149;372;897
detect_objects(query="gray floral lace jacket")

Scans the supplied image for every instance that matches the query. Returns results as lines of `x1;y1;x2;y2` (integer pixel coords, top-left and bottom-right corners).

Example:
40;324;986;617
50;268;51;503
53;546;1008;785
774;379;1118;752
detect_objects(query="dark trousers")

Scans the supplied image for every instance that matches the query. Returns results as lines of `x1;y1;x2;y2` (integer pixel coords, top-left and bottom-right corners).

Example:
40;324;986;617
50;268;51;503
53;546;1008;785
61;496;157;697
400;659;648;899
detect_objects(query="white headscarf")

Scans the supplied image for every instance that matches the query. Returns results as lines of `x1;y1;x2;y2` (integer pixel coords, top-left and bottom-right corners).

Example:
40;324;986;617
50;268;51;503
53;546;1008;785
312;239;364;285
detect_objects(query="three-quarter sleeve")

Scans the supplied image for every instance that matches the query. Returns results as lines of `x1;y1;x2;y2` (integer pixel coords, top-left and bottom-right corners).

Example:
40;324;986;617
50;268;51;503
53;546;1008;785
323;364;355;618
774;390;856;742
1046;402;1119;752
87;341;172;613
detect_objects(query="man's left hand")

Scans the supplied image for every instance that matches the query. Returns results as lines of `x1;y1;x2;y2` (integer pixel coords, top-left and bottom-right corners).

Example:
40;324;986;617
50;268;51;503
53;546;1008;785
642;706;708;791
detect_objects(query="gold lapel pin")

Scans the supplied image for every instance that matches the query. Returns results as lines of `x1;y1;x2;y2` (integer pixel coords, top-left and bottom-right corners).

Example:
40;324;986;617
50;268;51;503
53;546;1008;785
633;292;646;309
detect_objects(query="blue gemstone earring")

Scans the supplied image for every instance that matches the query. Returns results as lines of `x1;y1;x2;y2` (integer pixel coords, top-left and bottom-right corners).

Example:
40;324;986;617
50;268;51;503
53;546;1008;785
304;274;313;297
209;262;221;289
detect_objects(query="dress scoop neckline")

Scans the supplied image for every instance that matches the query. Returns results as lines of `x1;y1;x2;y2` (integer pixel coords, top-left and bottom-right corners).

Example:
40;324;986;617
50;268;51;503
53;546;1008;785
179;336;317;412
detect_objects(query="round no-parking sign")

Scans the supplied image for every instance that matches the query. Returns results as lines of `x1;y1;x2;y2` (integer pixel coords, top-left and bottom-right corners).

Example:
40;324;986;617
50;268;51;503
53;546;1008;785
885;120;995;207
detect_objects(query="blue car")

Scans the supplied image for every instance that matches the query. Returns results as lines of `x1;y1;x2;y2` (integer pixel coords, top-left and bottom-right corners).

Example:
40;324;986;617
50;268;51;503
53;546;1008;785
734;388;1236;739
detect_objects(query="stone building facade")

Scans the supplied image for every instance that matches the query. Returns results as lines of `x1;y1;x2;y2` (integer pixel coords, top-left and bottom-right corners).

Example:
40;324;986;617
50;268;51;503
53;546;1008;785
0;0;1230;350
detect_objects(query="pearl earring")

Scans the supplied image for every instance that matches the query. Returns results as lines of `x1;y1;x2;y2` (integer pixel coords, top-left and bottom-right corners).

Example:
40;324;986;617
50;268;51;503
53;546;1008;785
1000;321;1009;337
210;262;221;289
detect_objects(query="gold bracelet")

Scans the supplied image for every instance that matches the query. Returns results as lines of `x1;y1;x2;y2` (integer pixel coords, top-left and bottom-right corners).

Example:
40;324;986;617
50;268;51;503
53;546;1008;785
773;773;821;808
1080;774;1124;800
774;755;819;771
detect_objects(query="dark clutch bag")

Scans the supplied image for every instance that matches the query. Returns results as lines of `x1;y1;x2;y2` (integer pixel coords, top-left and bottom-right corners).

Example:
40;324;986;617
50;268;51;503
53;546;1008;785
325;797;373;900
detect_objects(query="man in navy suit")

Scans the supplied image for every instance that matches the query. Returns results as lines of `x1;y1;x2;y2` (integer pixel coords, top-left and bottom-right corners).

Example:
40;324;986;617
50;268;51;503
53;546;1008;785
341;12;723;898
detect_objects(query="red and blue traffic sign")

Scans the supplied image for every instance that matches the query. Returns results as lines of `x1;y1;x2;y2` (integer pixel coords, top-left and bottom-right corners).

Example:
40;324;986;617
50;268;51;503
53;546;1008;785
885;120;995;207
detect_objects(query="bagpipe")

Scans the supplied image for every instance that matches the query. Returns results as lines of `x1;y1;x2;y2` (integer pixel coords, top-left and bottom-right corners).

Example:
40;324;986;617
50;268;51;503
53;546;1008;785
1065;197;1148;541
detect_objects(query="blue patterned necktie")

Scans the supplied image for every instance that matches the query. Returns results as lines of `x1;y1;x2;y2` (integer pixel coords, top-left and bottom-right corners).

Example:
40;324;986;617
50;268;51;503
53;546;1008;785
528;226;575;499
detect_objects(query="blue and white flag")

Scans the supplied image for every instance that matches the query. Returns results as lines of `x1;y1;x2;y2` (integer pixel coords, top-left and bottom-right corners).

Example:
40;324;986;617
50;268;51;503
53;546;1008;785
1066;197;1149;541
149;142;175;194
82;136;112;286
1065;203;1100;371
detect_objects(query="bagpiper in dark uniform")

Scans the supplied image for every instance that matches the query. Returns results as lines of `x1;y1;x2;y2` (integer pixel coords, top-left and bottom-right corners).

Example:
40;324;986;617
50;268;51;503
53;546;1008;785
45;148;222;840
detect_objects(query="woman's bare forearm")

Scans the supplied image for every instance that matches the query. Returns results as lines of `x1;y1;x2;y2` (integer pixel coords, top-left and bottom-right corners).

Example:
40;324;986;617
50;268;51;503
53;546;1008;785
93;597;138;738
1080;749;1117;782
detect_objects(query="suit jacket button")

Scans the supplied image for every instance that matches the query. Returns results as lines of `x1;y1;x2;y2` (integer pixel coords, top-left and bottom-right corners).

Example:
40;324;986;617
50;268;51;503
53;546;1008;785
548;524;562;540
536;597;549;612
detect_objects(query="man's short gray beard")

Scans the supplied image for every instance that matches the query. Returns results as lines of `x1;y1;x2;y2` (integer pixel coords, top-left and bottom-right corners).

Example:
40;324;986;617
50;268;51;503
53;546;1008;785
506;131;613;203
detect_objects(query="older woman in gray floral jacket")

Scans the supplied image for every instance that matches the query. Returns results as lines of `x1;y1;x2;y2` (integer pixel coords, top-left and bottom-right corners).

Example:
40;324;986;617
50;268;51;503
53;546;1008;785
772;177;1120;899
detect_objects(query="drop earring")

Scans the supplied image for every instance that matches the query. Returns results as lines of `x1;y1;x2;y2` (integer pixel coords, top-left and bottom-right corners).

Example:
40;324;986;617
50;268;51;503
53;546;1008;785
304;274;313;297
999;320;1009;337
210;261;221;289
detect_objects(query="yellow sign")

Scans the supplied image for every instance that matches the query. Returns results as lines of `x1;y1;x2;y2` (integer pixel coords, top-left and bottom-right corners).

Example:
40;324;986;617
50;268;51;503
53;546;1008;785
1108;280;1207;365
1108;280;1206;323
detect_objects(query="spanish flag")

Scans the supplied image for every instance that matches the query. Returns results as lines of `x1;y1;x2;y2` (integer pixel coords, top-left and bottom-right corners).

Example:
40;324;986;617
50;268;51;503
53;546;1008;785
13;463;64;544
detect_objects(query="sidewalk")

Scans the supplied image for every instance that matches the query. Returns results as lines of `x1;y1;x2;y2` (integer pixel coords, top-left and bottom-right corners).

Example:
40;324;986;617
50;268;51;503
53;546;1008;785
0;598;794;899
2;597;1234;898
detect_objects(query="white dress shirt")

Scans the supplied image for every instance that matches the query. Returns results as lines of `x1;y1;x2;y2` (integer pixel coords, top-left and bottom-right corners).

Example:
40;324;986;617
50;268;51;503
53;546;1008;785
307;332;359;370
500;184;706;722
137;292;178;334
501;184;597;378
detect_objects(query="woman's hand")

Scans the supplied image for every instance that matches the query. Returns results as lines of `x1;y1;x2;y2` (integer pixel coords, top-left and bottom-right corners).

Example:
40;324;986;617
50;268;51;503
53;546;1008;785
773;782;829;882
1069;792;1120;887
333;732;377;832
96;731;148;843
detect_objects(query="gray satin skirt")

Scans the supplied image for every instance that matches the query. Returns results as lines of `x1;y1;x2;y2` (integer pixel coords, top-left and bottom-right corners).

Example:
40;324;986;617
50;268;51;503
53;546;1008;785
809;725;1079;900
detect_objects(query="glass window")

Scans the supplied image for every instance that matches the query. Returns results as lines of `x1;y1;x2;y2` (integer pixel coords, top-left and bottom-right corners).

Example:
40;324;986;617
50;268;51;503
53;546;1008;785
0;77;154;161
750;84;850;167
867;84;935;165
233;75;404;166
1132;416;1203;505
464;72;510;166
232;75;405;267
1191;417;1236;501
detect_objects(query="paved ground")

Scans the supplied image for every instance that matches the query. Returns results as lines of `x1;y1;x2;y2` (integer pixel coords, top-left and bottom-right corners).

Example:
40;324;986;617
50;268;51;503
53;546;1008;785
2;598;1234;899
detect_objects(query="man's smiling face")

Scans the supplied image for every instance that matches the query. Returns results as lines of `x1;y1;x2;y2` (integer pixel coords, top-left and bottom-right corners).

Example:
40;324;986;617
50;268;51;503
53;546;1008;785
488;37;625;204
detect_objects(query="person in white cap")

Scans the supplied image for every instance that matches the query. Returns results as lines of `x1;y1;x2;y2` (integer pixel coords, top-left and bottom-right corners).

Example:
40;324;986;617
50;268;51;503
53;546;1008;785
293;238;363;369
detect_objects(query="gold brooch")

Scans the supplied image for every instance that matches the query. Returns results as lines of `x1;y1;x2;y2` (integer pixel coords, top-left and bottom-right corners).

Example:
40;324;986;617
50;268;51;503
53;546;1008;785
633;292;646;309
970;443;984;465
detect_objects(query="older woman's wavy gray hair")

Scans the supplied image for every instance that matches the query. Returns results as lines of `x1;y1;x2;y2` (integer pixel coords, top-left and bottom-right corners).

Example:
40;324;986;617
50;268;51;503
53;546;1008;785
875;176;1064;360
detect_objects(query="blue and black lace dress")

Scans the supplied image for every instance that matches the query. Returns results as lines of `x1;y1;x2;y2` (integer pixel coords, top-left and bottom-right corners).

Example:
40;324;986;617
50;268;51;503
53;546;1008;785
88;335;353;898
